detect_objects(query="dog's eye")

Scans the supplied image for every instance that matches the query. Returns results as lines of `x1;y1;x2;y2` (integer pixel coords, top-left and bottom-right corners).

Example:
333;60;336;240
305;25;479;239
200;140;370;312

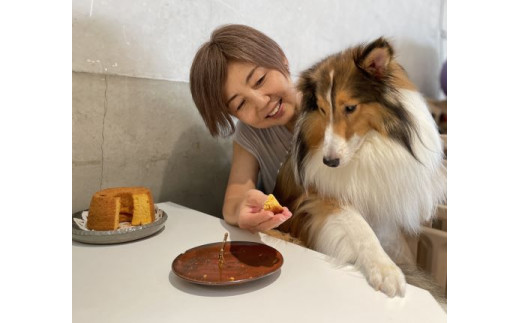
345;105;357;114
319;107;326;114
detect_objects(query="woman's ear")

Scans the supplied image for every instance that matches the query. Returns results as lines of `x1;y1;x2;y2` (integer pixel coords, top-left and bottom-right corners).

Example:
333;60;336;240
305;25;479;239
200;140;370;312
283;57;289;70
357;37;394;79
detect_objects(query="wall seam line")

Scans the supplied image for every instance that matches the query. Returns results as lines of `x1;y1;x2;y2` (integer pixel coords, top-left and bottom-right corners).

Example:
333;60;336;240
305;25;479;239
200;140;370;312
100;75;108;189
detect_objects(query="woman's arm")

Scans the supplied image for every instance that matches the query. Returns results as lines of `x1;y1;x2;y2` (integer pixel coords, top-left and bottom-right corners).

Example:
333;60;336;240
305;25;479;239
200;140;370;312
222;142;258;225
223;142;292;232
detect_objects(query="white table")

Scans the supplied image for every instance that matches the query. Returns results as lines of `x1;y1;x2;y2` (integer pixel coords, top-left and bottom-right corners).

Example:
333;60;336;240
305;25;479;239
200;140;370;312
73;202;447;322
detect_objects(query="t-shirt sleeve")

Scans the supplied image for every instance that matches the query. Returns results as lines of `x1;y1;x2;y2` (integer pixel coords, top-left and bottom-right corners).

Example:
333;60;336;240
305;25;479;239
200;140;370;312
233;121;259;161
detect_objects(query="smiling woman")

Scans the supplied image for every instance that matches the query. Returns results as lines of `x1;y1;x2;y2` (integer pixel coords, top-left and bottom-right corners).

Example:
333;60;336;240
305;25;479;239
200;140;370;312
189;24;299;233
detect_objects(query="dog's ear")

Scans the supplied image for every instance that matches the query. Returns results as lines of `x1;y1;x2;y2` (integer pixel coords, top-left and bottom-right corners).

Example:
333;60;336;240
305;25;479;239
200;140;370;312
357;37;394;79
297;68;318;112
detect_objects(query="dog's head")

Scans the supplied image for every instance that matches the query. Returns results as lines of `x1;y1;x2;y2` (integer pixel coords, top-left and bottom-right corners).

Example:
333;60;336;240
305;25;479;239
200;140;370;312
294;37;418;173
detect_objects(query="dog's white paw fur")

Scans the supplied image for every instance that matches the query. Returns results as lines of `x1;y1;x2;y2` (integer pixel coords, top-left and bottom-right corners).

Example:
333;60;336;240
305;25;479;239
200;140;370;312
360;253;406;297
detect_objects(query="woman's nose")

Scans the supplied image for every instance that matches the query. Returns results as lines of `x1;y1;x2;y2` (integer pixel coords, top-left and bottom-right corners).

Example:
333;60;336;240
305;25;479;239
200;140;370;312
251;91;271;110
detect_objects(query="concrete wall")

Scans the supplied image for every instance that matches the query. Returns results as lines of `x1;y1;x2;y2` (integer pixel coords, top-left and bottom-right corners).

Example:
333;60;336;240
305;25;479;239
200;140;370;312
72;72;232;216
72;0;447;217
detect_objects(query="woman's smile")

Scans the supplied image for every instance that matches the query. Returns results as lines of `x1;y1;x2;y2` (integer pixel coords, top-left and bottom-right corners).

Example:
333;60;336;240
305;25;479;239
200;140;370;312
266;99;283;118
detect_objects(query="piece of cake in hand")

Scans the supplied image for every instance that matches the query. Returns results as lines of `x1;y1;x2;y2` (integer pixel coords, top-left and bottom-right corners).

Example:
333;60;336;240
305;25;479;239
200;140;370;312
263;194;284;214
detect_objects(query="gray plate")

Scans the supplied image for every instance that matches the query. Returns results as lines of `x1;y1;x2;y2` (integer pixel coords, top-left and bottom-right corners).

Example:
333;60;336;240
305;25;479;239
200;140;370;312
72;208;168;244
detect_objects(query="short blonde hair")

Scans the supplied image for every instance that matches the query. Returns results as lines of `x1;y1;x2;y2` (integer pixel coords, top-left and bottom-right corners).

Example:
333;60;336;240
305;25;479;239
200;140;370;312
189;24;289;137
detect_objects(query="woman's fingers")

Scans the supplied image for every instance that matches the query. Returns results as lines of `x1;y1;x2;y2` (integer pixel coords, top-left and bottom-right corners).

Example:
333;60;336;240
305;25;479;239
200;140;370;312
251;210;275;226
255;213;291;232
280;207;292;218
238;209;273;229
244;189;269;213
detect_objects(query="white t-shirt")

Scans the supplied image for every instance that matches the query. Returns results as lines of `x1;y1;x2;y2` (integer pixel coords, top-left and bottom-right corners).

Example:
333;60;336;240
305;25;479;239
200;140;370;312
233;121;293;193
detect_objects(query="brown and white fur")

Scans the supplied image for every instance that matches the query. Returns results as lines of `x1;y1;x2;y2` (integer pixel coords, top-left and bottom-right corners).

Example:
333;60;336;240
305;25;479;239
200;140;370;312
274;38;447;297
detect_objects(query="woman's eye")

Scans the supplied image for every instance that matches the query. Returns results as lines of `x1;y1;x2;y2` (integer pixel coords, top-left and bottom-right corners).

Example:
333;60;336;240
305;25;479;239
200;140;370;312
255;75;266;87
345;105;357;114
236;101;245;111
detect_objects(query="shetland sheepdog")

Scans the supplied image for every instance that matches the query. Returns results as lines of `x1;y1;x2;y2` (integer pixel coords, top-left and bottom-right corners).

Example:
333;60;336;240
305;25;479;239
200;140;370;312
274;37;447;297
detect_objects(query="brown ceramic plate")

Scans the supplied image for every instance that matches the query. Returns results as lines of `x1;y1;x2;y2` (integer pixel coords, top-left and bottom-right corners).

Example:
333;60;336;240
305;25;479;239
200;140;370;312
172;241;283;286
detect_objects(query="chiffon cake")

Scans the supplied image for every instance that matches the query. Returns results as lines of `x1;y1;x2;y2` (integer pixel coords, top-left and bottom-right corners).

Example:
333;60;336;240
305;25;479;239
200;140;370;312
87;187;155;231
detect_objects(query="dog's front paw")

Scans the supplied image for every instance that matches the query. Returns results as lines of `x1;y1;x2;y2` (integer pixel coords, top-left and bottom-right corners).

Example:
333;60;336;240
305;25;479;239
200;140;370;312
361;255;406;297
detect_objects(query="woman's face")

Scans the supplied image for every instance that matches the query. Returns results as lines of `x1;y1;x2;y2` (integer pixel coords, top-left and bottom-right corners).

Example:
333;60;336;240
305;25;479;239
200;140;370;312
223;61;299;129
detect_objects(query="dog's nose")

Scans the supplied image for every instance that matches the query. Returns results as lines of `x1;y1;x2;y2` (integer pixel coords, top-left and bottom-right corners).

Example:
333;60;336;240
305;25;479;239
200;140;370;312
323;157;340;167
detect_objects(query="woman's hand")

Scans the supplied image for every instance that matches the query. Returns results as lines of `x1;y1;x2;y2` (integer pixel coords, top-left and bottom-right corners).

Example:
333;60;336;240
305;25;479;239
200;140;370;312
237;189;292;233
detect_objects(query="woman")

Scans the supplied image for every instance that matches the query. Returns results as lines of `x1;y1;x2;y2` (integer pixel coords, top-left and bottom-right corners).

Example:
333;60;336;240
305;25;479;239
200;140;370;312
190;24;300;233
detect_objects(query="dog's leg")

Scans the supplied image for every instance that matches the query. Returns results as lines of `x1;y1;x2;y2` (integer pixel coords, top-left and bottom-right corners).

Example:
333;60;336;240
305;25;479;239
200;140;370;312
314;206;406;297
375;226;416;266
